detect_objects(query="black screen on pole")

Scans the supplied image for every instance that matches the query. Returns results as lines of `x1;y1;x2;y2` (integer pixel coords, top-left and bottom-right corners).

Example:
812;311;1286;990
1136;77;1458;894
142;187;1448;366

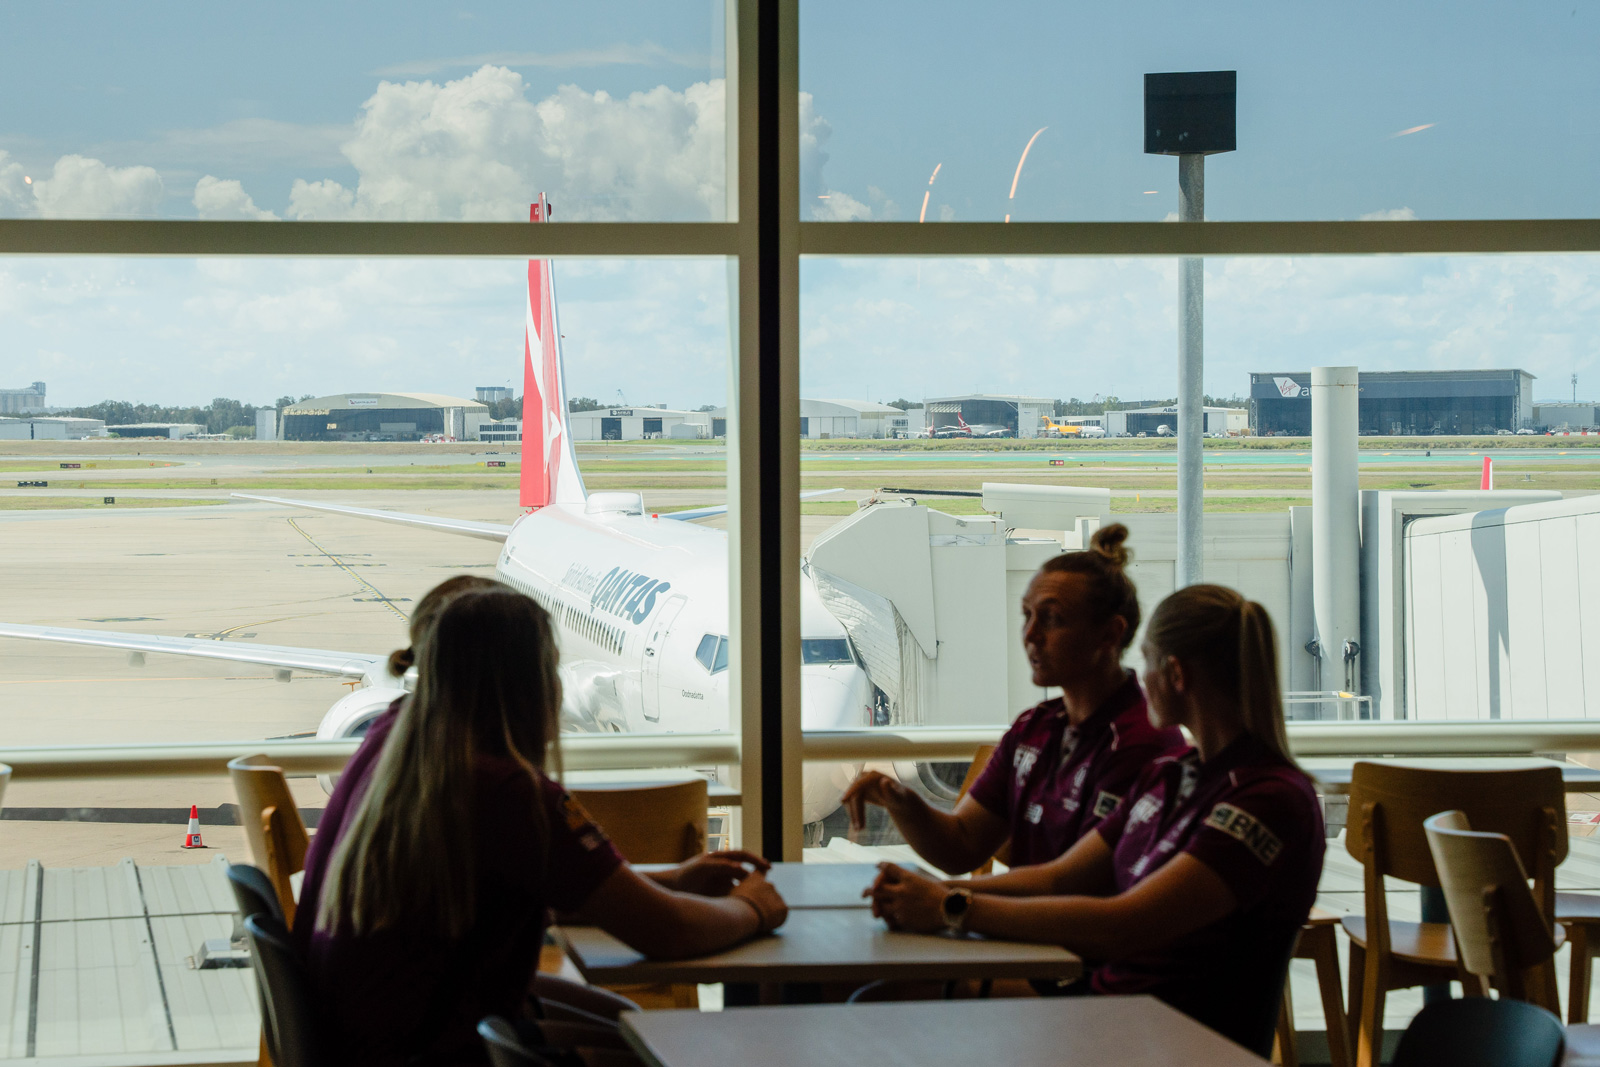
1144;71;1237;155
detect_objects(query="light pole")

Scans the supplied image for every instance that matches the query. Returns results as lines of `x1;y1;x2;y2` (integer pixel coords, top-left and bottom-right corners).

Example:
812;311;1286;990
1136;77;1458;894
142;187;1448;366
1144;71;1236;587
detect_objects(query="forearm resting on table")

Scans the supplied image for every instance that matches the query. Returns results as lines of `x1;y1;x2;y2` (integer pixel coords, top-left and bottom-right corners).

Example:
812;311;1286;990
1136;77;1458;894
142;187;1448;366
964;854;1236;960
578;867;761;960
963;832;1114;898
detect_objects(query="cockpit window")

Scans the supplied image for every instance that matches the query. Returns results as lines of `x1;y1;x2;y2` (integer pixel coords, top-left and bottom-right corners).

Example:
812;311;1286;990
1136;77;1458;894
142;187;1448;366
697;634;730;674
802;638;855;666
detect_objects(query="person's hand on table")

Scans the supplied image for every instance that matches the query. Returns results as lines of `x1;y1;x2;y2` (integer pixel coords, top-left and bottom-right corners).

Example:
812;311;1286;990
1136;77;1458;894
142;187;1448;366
841;770;920;831
729;867;788;935
866;862;950;933
668;849;771;896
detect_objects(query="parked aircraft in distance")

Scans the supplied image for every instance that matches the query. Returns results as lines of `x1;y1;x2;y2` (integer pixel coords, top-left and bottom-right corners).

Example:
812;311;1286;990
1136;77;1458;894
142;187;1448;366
933;413;1012;439
0;196;873;828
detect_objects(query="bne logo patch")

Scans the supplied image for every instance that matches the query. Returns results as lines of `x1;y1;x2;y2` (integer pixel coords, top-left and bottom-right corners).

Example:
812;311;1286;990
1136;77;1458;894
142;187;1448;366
590;567;672;625
1204;803;1283;866
1092;791;1123;818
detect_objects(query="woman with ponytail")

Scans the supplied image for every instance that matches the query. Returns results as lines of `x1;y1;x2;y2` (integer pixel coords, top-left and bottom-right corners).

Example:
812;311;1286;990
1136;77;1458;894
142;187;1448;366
868;584;1324;1057
842;523;1185;875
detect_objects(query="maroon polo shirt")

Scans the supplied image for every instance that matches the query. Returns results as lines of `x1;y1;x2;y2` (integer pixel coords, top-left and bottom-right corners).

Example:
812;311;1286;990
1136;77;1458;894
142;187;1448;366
295;701;624;1067
966;672;1184;867
1090;734;1325;1056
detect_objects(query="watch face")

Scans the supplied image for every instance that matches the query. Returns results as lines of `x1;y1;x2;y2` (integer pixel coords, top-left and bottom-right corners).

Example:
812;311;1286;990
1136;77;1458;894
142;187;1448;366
944;890;970;922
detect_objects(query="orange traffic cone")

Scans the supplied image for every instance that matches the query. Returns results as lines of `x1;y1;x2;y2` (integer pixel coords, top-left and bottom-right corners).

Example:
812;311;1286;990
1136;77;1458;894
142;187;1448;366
182;805;205;849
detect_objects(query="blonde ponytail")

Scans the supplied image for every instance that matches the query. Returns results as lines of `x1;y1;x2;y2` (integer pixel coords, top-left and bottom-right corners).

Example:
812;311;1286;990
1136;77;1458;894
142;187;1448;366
1237;599;1293;766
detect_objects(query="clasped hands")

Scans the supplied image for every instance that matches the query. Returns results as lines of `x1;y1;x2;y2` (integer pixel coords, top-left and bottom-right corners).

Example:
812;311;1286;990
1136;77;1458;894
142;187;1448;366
864;861;955;934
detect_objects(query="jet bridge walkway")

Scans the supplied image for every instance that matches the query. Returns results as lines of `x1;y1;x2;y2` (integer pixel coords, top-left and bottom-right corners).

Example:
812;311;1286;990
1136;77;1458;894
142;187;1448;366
0;856;256;1063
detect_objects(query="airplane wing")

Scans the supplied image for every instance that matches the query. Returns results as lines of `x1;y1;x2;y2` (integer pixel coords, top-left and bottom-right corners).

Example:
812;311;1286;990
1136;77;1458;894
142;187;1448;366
660;489;849;523
231;494;513;542
0;622;385;679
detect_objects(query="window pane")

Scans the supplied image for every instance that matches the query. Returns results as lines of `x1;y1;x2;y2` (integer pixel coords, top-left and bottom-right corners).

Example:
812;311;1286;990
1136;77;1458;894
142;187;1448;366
796;253;1600;847
799;1;1600;221
0;254;733;865
1;1;729;220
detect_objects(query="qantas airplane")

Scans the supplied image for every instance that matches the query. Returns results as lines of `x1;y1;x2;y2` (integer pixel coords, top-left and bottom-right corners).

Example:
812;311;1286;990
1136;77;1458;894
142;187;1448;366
934;413;1012;439
0;197;875;827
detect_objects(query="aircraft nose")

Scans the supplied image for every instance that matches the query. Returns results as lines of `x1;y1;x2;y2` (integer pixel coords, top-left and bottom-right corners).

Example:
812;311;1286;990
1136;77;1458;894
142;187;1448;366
801;668;866;730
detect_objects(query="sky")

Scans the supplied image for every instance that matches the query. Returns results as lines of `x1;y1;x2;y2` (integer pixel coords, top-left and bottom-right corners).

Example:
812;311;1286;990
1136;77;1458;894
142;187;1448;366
2;0;1599;409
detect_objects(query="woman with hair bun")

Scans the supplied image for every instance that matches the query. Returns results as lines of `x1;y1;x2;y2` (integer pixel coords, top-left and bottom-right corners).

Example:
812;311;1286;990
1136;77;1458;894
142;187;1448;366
842;523;1185;875
868;584;1324;1057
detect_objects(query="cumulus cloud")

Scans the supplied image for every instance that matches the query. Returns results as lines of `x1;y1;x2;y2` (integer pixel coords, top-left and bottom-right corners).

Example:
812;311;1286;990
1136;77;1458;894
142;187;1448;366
29;155;164;218
284;65;729;221
193;176;279;220
1359;207;1419;221
0;153;165;219
812;191;871;221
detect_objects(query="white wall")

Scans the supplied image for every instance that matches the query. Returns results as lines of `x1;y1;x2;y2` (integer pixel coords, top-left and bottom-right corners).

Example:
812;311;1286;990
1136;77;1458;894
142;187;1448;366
1404;494;1600;719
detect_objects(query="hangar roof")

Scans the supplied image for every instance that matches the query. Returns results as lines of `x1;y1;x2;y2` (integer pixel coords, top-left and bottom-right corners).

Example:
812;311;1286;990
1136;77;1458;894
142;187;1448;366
284;392;487;414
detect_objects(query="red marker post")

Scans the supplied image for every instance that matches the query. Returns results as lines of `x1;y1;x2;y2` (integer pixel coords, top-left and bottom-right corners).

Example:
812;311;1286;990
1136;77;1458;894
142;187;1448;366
1480;455;1493;491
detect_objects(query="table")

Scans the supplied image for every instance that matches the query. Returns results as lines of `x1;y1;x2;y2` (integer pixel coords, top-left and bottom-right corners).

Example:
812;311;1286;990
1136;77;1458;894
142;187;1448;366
557;906;1081;986
620;995;1268;1067
630;861;907;909
1305;756;1600;795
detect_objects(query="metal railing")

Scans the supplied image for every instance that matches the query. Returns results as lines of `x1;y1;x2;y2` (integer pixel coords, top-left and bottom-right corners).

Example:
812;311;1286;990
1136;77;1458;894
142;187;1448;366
6;719;1600;781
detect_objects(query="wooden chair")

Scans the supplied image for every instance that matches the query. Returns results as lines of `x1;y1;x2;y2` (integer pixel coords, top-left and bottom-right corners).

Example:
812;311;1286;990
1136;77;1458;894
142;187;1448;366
1558;892;1600;1023
1275;905;1352;1067
1343;762;1565;1067
566;780;709;1009
229;755;311;926
567;779;708;864
0;763;11;814
1423;810;1562;1011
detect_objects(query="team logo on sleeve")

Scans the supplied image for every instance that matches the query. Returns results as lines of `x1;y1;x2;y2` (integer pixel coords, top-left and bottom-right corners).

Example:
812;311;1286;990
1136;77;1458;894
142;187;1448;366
1013;745;1040;786
1127;794;1162;826
1204;803;1283;865
1092;791;1123;818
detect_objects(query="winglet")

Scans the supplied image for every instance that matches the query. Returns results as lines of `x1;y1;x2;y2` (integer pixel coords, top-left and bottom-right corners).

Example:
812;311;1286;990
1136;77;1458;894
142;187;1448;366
521;195;587;510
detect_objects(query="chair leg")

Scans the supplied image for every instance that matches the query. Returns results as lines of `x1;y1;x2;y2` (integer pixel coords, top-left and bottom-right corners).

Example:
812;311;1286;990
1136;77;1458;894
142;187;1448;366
1354;946;1388;1067
1345;940;1365;1055
1570;923;1593;1025
1308;927;1351;1067
1274;984;1299;1067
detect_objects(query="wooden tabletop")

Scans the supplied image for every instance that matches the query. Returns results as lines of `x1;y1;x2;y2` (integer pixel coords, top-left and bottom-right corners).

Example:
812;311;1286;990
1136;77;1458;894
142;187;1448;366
621;995;1267;1067
557;906;1081;986
1305;757;1600;795
628;862;908;909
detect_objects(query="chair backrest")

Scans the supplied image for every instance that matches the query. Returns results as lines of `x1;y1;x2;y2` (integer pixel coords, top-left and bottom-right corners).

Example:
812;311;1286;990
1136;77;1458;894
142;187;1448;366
229;754;310;876
568;780;707;863
261;806;302;926
226;862;285;925
1344;762;1565;891
1424;810;1560;993
0;763;11;814
245;913;326;1067
478;1016;557;1067
1391;996;1564;1067
957;745;997;799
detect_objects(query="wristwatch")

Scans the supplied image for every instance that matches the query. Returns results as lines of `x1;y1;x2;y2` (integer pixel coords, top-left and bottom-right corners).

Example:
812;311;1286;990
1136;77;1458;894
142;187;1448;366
941;887;973;933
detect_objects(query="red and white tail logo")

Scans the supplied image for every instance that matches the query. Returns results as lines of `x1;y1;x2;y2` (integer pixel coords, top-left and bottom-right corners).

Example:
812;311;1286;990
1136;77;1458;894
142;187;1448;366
957;413;971;432
521;196;587;509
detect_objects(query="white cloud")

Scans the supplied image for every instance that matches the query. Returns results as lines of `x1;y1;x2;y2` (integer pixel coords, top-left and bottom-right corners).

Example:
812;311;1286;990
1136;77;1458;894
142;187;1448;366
193;176;279;221
284;66;728;222
812;191;871;221
4;154;165;219
1359;207;1419;221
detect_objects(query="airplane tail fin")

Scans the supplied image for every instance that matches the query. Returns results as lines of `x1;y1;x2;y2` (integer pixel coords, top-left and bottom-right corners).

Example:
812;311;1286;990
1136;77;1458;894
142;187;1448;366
521;195;587;509
957;412;970;432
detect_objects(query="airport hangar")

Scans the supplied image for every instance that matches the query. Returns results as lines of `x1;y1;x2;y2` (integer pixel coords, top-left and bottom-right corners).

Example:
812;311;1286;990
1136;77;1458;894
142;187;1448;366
1250;368;1536;435
924;394;1054;438
281;393;489;442
701;399;911;440
569;407;711;441
1102;405;1248;436
0;415;107;439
